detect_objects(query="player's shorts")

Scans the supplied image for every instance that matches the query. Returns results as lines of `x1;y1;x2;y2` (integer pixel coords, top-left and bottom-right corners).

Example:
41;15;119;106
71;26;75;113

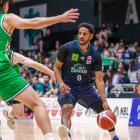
58;85;102;111
0;56;30;102
6;99;20;106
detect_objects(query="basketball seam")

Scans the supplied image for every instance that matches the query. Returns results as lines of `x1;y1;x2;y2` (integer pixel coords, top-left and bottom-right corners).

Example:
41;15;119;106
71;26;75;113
98;111;116;129
104;114;115;126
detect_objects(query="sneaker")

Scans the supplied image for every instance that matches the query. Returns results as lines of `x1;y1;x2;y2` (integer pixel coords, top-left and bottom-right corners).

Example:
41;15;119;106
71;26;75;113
112;135;119;140
58;125;71;140
2;109;15;129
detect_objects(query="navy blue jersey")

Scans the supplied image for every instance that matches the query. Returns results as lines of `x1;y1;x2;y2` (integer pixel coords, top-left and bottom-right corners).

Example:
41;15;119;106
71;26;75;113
57;40;102;86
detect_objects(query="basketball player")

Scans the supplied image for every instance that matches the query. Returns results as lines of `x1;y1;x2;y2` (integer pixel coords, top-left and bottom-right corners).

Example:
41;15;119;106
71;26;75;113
54;23;119;140
2;49;56;129
0;0;79;139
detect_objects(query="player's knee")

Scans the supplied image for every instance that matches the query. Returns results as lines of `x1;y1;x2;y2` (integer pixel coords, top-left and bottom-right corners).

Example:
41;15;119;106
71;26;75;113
62;104;73;118
29;99;44;111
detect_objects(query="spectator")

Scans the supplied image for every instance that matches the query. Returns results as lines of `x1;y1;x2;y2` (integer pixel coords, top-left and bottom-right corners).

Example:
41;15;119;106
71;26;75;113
42;29;53;55
49;40;61;64
119;71;130;84
102;50;114;71
30;76;45;96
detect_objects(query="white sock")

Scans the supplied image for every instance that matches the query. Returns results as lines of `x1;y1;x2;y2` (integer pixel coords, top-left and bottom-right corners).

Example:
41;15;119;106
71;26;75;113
68;128;72;139
109;130;116;139
44;133;55;140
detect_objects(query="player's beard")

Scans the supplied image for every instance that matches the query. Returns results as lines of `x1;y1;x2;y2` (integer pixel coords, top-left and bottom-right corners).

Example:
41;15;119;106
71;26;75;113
79;37;90;46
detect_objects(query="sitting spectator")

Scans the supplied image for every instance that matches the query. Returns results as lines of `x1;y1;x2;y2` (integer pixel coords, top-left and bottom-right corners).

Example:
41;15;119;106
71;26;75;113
42;75;51;96
43;75;58;97
30;76;45;96
102;50;114;71
121;46;133;69
47;79;58;97
49;40;61;64
119;71;130;84
112;69;121;85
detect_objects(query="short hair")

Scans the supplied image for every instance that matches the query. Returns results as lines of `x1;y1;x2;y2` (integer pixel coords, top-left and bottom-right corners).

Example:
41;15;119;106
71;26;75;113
0;0;13;6
78;23;95;34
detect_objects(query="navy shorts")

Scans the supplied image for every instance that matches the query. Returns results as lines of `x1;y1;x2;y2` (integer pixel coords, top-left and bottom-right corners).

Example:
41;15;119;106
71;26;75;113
58;85;101;109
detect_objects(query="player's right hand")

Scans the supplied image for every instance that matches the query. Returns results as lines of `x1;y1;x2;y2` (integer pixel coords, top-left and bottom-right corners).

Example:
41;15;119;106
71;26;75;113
61;8;80;23
102;100;111;111
59;83;71;94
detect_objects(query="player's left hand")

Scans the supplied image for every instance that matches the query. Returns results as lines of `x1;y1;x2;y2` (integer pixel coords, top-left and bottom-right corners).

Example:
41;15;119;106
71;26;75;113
102;100;111;111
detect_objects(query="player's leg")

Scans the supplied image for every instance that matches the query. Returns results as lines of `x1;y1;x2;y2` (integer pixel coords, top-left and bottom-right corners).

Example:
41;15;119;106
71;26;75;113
14;86;55;140
0;120;2;140
78;86;119;140
5;100;24;118
2;100;23;129
58;92;76;140
11;103;24;118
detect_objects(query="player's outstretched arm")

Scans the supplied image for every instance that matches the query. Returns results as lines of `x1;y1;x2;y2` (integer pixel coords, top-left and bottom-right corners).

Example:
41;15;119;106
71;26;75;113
5;8;79;30
12;52;56;83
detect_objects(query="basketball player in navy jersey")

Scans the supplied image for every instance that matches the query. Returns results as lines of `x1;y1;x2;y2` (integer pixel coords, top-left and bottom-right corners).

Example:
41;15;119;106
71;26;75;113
54;23;119;140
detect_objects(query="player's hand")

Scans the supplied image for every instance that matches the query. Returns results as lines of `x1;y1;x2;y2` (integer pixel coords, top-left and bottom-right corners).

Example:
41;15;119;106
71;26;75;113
49;71;56;84
59;82;71;94
61;8;80;23
102;100;111;111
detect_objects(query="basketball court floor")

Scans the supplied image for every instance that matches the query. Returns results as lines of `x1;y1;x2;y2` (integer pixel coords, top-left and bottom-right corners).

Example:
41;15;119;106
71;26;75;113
0;117;139;140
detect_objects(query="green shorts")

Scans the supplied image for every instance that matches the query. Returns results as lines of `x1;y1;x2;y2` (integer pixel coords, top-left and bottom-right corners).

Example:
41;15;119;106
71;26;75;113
0;64;29;102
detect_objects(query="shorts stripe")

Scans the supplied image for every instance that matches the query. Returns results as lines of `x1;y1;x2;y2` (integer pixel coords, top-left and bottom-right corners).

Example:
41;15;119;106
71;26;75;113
5;84;30;102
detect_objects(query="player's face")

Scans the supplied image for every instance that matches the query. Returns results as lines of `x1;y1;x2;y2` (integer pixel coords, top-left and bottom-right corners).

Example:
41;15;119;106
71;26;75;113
3;2;9;13
78;27;93;45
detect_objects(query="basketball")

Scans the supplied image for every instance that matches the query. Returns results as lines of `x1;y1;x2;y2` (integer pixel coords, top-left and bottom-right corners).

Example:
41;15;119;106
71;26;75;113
97;110;117;130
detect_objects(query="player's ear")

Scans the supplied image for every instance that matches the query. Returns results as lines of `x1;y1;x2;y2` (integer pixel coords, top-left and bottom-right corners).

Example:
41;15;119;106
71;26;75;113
90;33;94;40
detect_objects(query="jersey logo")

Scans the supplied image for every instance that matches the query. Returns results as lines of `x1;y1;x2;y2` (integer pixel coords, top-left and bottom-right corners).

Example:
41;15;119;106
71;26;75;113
86;56;92;64
71;53;79;61
71;63;87;74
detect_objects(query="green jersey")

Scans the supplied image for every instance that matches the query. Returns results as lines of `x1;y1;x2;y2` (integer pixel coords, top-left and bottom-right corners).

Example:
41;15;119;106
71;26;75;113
0;13;29;102
8;49;20;74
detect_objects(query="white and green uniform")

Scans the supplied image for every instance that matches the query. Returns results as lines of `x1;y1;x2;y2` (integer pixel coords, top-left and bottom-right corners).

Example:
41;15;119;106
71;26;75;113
0;13;29;101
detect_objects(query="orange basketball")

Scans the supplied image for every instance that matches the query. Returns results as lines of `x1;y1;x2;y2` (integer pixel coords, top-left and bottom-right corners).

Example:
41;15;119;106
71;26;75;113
97;110;117;130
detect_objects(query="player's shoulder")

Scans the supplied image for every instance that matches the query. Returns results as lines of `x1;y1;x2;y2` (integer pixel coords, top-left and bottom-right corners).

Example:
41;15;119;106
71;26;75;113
90;43;98;53
4;13;20;23
62;40;78;48
4;13;15;19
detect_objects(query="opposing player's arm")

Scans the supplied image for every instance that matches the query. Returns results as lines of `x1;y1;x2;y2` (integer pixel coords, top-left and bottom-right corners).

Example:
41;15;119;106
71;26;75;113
12;52;56;83
4;8;79;30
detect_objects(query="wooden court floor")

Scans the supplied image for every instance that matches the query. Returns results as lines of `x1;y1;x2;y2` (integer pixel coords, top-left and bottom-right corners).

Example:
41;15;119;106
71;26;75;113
0;117;140;140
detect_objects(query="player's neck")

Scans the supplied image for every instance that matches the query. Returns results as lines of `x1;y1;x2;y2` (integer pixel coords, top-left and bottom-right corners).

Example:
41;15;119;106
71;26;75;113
80;44;89;53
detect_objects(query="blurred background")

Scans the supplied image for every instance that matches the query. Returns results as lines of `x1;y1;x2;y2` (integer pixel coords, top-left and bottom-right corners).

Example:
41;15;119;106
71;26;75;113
9;0;140;100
